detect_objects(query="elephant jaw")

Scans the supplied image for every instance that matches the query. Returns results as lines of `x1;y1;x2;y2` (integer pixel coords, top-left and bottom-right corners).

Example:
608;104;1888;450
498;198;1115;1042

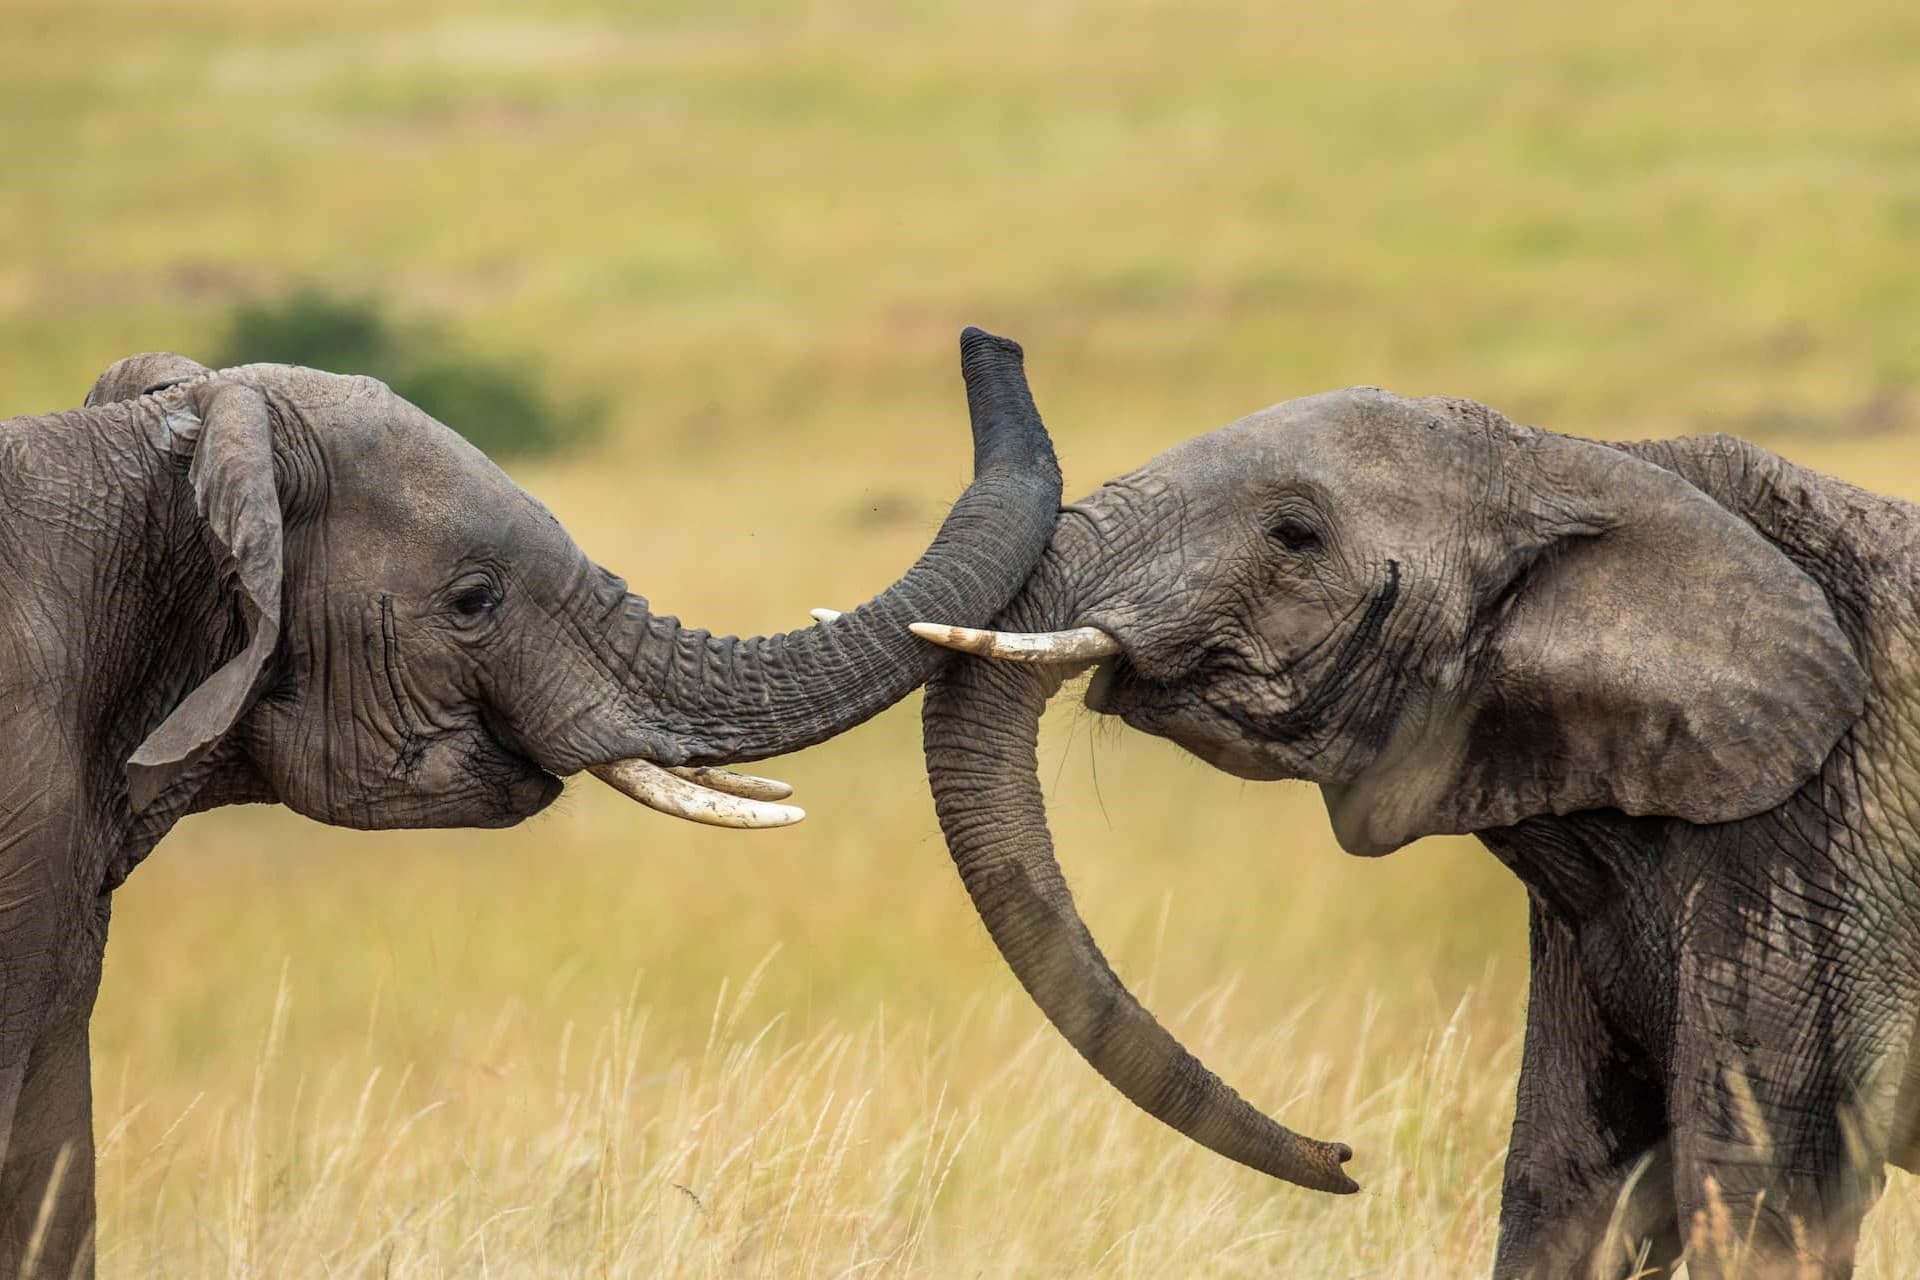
589;759;806;829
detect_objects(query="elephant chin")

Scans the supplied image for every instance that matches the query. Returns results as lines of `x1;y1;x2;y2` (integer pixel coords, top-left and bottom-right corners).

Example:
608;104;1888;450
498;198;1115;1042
402;738;564;830
272;725;564;832
489;768;566;827
471;716;568;824
1085;656;1292;782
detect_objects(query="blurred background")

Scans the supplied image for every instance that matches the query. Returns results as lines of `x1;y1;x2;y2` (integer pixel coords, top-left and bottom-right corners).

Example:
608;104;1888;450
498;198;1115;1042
4;0;1917;1274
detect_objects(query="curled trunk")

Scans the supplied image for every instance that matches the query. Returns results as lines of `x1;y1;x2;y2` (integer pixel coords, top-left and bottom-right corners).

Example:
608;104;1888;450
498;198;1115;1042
595;328;1062;767
919;562;1359;1194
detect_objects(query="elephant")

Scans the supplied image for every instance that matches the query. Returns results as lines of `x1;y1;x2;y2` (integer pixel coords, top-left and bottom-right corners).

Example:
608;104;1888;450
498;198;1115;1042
911;385;1920;1278
0;328;1060;1280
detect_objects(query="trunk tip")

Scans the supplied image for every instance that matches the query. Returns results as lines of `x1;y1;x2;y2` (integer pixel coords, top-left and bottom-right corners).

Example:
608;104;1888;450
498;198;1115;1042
1307;1140;1360;1195
958;325;1024;364
956;326;1054;476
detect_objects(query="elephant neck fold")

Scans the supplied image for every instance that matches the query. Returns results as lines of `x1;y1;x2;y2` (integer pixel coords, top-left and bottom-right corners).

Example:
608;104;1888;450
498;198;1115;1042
0;402;248;878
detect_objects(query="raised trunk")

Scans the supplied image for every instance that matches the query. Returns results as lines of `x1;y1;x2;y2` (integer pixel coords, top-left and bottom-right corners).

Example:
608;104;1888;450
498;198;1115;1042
615;328;1061;766
919;557;1359;1194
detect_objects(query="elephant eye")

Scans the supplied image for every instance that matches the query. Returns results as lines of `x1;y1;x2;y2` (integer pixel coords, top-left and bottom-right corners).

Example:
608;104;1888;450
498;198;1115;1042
1267;515;1322;555
451;584;500;619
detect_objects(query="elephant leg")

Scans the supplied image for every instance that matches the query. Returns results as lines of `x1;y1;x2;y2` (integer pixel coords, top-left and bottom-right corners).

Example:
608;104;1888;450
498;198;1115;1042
1667;1052;1884;1279
1663;871;1919;1280
1666;980;1907;1276
1495;901;1679;1279
0;1011;95;1280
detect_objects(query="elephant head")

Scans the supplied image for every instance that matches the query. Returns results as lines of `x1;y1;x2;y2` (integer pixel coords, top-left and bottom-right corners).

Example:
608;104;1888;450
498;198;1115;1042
913;387;1867;1193
79;328;1061;834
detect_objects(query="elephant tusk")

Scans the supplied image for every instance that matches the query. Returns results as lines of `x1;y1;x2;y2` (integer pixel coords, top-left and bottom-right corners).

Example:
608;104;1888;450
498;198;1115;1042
809;607;843;623
665;764;794;802
908;622;1123;664
591;758;805;829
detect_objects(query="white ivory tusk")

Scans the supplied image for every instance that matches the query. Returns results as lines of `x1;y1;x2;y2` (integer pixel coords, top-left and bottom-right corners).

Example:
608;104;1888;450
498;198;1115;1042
810;608;843;623
591;758;805;829
908;622;1124;663
665;764;794;802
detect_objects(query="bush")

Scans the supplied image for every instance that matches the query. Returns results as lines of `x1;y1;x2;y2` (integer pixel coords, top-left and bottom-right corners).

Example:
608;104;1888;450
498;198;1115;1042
213;289;595;460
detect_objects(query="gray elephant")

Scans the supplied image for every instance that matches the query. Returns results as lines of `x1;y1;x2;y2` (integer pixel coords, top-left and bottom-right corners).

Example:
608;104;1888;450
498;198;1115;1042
913;386;1916;1278
0;328;1059;1280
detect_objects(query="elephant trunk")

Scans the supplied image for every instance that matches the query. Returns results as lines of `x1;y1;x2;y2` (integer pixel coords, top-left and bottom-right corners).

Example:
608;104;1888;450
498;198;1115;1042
603;328;1062;768
918;551;1359;1194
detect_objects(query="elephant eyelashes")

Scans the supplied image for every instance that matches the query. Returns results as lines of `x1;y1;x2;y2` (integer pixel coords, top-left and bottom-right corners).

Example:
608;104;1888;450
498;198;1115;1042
1267;515;1322;554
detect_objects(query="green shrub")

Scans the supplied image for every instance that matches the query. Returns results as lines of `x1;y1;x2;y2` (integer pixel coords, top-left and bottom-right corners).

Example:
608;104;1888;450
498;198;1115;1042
218;289;394;375
391;357;574;461
213;290;595;460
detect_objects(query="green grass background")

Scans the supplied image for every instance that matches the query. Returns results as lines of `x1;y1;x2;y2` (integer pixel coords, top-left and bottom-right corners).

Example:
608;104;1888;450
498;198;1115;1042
3;0;1918;1273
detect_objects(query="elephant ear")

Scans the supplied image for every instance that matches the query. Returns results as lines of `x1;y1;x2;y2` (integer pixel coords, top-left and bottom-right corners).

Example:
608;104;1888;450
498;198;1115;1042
84;352;211;407
1324;431;1866;855
126;377;284;813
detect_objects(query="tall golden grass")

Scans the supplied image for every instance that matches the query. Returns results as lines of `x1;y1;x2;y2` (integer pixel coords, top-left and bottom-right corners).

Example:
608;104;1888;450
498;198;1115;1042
5;0;1919;1273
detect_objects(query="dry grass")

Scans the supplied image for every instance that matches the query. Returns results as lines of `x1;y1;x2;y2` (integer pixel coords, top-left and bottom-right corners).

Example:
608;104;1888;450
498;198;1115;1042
94;736;1544;1277
4;0;1920;1274
94;960;1519;1277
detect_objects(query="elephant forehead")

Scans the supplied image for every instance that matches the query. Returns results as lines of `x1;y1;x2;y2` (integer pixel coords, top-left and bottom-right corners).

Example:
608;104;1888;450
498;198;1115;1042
309;392;567;563
1147;387;1505;506
224;362;377;412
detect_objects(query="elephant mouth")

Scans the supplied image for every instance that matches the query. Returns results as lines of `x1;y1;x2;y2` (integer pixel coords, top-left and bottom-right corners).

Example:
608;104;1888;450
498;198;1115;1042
1084;651;1160;719
1085;654;1298;780
478;706;809;829
1084;647;1215;728
910;619;1302;779
1087;659;1184;751
495;765;565;826
474;712;566;823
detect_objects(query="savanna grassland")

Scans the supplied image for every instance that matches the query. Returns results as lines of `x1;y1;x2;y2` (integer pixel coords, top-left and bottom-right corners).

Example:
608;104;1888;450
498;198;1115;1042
4;0;1920;1274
